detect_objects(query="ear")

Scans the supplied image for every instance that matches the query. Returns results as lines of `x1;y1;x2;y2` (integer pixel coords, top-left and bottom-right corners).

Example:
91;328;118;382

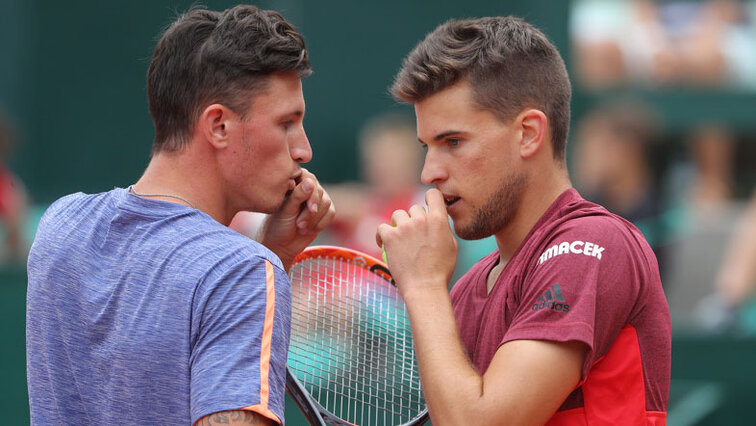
198;103;236;150
517;109;548;159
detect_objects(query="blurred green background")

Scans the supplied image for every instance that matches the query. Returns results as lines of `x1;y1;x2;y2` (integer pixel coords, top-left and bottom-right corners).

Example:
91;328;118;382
0;0;572;203
3;0;756;424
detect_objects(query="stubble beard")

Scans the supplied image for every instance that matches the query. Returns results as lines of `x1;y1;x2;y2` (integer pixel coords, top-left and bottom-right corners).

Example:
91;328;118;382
454;170;528;240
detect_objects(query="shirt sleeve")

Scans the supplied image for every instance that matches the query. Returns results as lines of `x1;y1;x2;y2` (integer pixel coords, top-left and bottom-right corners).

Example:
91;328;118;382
502;217;643;378
189;255;291;424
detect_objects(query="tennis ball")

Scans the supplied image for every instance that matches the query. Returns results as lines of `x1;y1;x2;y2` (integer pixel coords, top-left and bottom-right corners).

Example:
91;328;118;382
381;244;388;264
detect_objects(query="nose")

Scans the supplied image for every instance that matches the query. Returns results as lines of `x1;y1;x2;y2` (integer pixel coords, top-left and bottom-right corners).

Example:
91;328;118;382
291;127;312;163
420;148;447;186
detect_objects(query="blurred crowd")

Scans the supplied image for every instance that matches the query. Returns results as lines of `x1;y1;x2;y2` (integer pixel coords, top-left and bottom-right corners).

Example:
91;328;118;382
5;98;756;334
573;98;756;334
0;108;29;266
572;0;756;90
318;102;756;335
4;0;756;336
232;104;756;336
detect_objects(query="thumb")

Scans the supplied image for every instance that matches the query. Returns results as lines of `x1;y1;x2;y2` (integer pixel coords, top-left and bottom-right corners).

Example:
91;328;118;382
279;178;314;217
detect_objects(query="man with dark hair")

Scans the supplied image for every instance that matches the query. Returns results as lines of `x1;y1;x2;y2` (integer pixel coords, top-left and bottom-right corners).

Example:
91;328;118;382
378;17;670;424
27;5;334;425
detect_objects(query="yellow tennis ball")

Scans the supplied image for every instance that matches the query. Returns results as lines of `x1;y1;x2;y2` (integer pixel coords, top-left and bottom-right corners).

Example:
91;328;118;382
381;244;388;264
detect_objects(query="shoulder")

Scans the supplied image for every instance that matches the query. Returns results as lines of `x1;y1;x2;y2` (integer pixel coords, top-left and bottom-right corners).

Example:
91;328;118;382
553;213;637;246
535;201;653;267
190;223;286;274
180;226;289;320
526;190;641;258
39;191;102;222
166;221;287;295
109;197;286;274
34;190;117;242
526;203;660;302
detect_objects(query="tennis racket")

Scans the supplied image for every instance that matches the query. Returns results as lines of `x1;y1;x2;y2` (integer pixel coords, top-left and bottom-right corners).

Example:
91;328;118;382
286;245;429;426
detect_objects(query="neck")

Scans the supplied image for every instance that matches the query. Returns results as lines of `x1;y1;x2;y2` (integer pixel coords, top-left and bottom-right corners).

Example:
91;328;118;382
134;144;231;225
129;185;196;209
493;162;571;265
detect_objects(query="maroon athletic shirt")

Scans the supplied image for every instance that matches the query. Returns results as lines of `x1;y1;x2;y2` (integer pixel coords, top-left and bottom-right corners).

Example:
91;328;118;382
451;189;670;425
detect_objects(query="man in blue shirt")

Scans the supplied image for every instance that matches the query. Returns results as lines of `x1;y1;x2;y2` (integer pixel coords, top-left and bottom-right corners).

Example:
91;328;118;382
26;5;335;425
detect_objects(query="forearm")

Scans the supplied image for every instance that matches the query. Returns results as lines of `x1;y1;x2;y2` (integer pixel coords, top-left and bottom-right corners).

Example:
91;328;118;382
404;285;583;426
402;286;489;425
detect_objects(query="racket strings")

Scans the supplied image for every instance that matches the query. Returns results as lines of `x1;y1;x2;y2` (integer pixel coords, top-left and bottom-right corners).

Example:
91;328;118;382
289;256;425;425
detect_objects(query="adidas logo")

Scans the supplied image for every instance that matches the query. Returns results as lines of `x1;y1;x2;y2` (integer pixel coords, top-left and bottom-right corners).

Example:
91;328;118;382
531;283;570;312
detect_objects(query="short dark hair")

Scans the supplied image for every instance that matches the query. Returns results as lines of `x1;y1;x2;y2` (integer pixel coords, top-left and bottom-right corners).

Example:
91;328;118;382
391;16;572;160
147;5;311;153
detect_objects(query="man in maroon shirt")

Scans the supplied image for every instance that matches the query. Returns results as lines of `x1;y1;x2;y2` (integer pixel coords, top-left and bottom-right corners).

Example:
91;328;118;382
377;16;671;425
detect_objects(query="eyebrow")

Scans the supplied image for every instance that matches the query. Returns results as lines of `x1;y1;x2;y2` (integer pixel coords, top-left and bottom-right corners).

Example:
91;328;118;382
418;130;465;144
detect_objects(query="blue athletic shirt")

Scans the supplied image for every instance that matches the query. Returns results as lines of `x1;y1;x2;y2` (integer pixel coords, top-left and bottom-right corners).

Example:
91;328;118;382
26;187;291;425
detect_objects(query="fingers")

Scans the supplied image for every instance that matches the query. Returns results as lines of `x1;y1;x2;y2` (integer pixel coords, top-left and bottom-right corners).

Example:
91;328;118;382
312;198;336;232
375;194;457;294
425;188;446;217
390;208;410;227
376;205;420;246
295;180;322;230
408;203;426;219
304;180;324;214
376;211;403;249
376;189;446;251
280;176;315;217
295;172;334;235
375;223;388;248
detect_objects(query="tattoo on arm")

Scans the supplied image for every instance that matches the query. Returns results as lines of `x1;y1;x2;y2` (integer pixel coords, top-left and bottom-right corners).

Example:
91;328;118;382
196;410;269;425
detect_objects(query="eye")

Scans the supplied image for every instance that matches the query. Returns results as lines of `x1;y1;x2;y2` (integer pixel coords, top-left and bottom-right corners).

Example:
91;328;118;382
446;138;460;147
281;120;294;130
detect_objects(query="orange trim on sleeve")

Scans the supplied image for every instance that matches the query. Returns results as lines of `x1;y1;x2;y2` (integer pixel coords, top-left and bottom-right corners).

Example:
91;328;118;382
242;405;281;425
242;260;279;424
